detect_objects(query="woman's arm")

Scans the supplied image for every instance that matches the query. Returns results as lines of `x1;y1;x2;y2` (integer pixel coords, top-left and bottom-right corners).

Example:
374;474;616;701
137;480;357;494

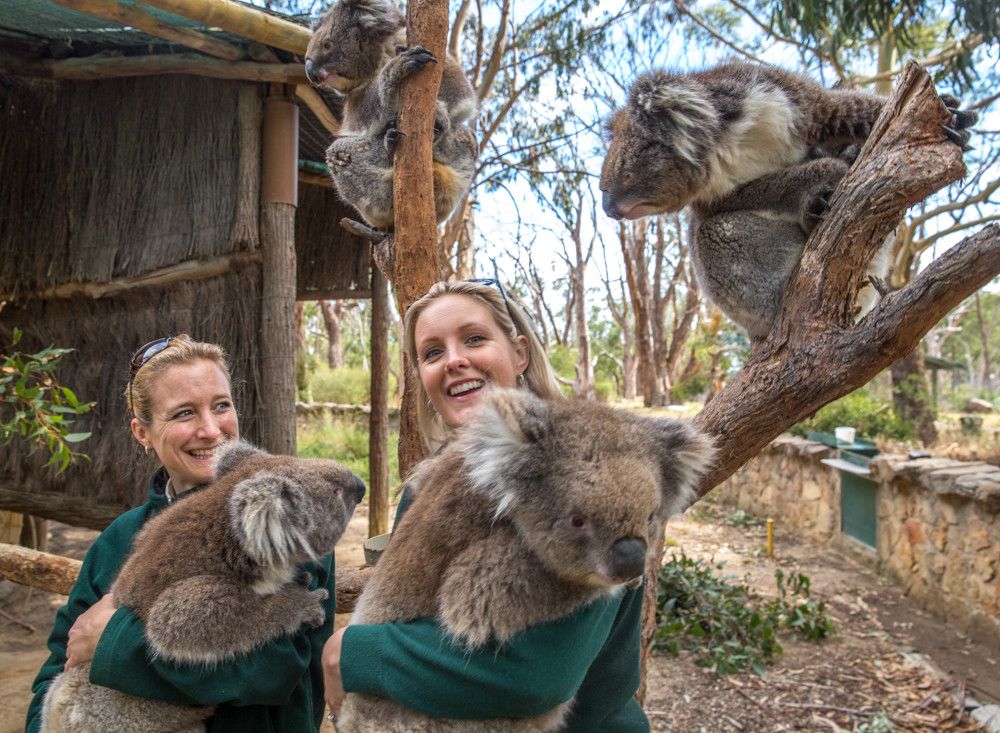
88;556;334;707
339;589;628;719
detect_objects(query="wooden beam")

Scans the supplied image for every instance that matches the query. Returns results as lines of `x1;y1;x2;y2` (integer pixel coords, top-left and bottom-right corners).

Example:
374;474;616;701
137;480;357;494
0;542;373;611
295;84;341;136
2;252;262;303
0;50;306;84
297;289;372;301
299;170;333;188
49;0;245;61
137;0;312;55
0;488;125;531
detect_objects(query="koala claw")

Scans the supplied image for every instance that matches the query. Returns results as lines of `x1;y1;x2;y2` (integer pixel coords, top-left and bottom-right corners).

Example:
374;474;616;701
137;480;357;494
937;93;977;150
942;124;972;149
382;127;406;155
867;274;889;297
400;46;437;73
802;185;835;233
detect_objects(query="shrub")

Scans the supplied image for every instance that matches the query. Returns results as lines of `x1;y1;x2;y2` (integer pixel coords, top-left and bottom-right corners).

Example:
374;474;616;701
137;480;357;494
790;389;913;441
309;365;371;405
297;415;401;492
654;552;834;675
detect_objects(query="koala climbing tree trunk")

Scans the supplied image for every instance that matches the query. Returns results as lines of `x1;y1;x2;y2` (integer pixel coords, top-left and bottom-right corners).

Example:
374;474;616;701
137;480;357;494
637;62;1000;703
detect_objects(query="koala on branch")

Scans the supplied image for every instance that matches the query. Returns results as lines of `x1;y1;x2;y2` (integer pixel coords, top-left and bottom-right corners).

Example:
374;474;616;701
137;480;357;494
40;443;365;733
336;389;714;733
305;0;478;229
600;61;977;342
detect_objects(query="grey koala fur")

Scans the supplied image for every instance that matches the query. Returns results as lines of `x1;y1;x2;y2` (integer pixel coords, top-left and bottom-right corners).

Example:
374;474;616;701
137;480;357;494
600;61;976;341
40;442;365;733
305;0;478;227
337;388;715;733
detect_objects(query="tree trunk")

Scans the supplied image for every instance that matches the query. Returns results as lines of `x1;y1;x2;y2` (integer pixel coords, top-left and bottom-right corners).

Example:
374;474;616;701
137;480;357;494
975;292;993;393
391;0;449;478
320;300;346;368
636;64;1000;697
369;266;391;538
890;348;939;445
620;221;657;406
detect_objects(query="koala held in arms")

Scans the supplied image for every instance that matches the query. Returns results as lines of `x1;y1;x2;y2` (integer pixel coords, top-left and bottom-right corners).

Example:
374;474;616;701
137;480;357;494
40;442;366;733
305;0;479;228
600;61;977;341
337;389;715;733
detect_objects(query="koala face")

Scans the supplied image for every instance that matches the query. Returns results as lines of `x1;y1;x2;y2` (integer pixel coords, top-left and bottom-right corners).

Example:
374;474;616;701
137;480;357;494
220;442;366;568
600;71;722;220
305;0;402;92
459;390;714;587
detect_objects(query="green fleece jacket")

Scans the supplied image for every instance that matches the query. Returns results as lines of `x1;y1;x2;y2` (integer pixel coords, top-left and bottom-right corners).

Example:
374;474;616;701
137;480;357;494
340;486;649;732
25;470;334;733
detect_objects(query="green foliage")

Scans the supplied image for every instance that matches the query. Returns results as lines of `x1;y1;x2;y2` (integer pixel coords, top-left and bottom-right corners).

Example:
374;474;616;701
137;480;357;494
654;552;834;675
297;414;400;491
790;389;914;441
0;328;95;473
309;365;371;405
547;343;577;384
722;509;762;530
594;379;615;403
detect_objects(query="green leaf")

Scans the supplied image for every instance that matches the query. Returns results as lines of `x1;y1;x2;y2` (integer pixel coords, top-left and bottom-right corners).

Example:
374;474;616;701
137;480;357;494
63;432;92;443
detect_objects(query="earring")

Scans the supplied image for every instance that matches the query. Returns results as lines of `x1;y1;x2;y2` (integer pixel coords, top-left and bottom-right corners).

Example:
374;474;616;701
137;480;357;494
517;372;526;387
144;445;151;455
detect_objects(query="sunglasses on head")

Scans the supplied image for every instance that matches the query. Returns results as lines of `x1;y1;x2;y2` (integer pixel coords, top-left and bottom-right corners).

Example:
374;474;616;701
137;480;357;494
128;337;175;414
467;278;518;331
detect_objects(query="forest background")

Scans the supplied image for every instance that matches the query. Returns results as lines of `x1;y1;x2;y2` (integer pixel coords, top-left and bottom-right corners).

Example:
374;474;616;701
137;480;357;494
259;0;998;486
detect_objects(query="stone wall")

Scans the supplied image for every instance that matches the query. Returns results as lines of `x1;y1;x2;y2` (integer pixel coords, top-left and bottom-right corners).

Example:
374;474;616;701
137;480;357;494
710;436;1000;649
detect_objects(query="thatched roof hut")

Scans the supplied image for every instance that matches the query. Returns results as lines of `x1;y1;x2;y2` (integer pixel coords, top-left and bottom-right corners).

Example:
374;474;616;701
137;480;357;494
0;0;374;528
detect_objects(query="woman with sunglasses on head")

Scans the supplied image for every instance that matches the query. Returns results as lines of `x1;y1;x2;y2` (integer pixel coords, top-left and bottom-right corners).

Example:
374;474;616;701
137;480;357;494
25;335;334;733
322;280;651;732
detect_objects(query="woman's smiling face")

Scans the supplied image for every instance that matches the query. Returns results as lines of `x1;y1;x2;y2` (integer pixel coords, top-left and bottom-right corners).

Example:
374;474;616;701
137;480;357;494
413;294;529;428
130;358;239;492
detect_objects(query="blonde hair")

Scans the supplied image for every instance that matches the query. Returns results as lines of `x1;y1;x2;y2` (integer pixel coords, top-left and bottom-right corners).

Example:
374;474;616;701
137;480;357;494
126;334;232;425
403;280;563;451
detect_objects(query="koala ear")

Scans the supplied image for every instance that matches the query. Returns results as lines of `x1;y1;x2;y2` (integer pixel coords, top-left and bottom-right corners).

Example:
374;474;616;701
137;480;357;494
649;420;716;518
459;388;548;518
629;74;718;165
228;472;311;567
346;0;398;30
214;440;265;480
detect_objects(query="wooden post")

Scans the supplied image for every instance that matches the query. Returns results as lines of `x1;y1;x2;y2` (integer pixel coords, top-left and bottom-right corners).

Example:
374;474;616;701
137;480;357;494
259;88;298;456
368;260;391;538
391;0;449;478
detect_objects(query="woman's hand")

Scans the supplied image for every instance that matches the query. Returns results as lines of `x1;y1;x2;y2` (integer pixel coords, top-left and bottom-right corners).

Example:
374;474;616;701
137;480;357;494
322;627;348;716
65;593;116;670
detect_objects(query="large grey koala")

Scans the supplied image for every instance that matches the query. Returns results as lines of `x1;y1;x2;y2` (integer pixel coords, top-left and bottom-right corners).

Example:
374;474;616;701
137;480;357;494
40;442;365;733
337;389;715;732
305;0;478;228
600;61;977;341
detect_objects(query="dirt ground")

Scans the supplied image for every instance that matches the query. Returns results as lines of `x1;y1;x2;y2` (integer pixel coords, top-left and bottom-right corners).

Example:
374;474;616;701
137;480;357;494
2;500;996;733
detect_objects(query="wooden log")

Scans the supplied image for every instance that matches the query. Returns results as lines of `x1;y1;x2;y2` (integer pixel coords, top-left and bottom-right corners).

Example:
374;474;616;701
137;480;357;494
0;51;306;84
0;543;82;595
258;92;299;456
369;260;391;538
137;0;312;55
391;0;449;478
0;542;372;612
0;488;125;531
48;0;245;61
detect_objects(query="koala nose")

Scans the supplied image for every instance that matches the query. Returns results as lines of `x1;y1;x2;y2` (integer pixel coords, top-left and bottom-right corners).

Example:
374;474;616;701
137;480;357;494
304;59;324;85
610;537;647;580
602;189;623;220
349;475;366;505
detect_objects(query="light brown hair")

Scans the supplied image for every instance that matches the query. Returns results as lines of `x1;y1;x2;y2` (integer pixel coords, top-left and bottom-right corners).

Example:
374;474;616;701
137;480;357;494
402;280;563;451
126;334;231;425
